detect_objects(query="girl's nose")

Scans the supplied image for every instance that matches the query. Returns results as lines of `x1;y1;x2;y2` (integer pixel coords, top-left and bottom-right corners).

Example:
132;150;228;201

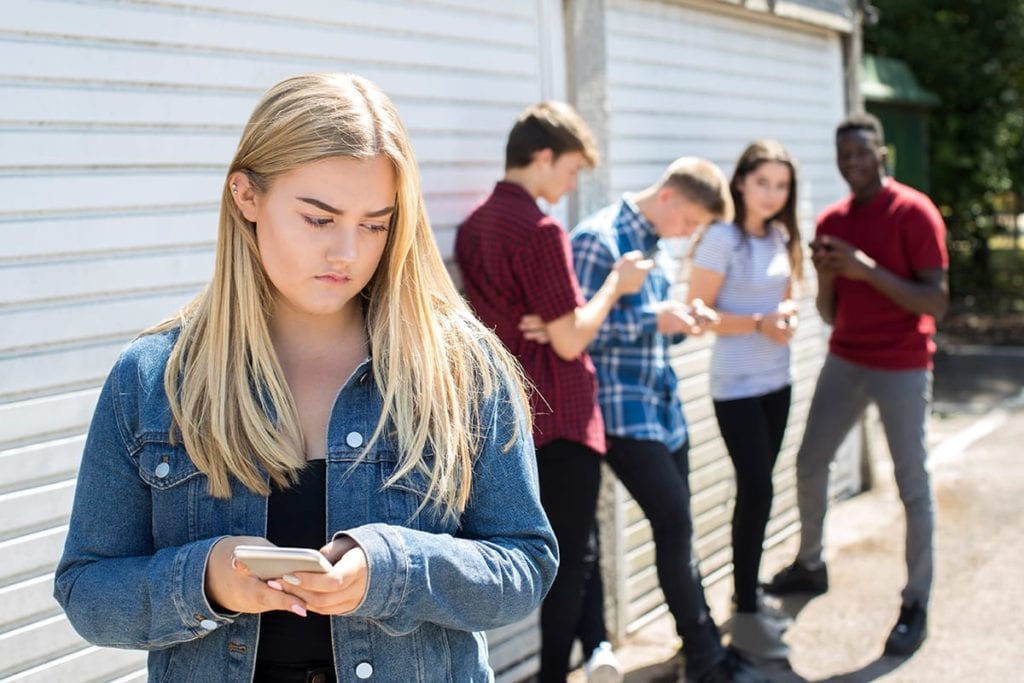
326;224;358;262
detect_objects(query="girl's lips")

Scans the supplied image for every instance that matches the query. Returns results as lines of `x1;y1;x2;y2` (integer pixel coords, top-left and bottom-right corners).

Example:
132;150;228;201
315;273;349;284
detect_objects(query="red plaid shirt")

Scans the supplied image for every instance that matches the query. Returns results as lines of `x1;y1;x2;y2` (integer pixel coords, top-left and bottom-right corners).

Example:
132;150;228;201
455;181;606;454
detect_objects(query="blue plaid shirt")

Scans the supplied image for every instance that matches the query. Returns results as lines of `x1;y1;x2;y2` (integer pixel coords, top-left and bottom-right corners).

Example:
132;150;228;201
570;196;688;451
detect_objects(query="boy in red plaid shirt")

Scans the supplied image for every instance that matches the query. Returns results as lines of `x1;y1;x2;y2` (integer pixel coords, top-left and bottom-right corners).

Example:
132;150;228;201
456;101;650;683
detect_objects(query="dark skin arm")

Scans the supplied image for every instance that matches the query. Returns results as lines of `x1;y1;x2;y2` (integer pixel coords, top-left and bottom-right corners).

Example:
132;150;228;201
811;235;949;320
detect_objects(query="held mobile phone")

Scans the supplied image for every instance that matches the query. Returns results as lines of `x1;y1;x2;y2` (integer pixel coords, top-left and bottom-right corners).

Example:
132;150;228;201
232;545;333;580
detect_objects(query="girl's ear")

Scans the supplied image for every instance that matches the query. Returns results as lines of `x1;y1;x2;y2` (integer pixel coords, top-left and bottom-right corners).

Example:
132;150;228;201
228;171;259;222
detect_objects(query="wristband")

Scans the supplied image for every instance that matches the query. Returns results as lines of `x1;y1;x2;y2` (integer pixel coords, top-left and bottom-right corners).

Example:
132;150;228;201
753;314;763;333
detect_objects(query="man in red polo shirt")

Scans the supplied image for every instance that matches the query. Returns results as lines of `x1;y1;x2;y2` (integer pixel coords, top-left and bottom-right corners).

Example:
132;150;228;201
765;112;948;657
455;101;650;683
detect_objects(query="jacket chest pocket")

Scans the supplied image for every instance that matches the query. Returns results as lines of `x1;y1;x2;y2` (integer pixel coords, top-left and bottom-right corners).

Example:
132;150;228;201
330;450;453;535
137;443;224;547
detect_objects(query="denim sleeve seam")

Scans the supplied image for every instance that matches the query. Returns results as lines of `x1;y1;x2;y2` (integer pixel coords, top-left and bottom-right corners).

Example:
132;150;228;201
381;526;411;619
110;355;143;461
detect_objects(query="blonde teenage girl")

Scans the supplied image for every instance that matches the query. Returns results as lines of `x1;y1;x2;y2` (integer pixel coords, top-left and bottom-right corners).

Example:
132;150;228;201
54;73;556;682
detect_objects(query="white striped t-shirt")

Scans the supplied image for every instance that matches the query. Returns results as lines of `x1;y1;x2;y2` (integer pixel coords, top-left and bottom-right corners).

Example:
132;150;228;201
691;222;792;401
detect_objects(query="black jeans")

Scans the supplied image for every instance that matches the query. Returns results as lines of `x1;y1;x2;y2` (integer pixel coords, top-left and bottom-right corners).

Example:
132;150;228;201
713;385;791;612
575;524;608;656
605;436;722;677
536;439;603;682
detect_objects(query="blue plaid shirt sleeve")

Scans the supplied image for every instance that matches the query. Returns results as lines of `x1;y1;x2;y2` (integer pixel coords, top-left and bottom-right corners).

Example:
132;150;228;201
571;229;658;350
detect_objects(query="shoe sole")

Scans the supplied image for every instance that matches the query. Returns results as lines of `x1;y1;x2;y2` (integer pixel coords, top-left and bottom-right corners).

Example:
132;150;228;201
762;584;828;597
731;644;791;662
884;638;925;657
586;663;624;683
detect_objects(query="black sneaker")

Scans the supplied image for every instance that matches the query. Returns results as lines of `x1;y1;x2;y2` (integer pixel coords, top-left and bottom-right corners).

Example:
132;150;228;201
884;603;927;656
687;650;770;683
762;561;828;596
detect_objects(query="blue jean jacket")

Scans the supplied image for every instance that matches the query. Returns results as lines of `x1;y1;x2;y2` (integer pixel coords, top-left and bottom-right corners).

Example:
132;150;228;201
54;330;557;682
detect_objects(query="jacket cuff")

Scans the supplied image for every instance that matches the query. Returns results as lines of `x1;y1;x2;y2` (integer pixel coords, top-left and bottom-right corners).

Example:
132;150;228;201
334;525;410;619
173;536;238;636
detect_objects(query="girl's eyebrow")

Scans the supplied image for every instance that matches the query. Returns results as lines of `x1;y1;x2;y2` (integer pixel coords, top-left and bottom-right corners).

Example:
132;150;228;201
298;196;394;217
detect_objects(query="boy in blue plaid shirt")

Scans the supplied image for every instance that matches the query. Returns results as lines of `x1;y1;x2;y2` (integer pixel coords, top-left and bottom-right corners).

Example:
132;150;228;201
526;157;769;683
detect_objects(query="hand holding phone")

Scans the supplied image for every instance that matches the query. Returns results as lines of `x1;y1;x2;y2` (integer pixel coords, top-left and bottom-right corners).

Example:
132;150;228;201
233;545;334;580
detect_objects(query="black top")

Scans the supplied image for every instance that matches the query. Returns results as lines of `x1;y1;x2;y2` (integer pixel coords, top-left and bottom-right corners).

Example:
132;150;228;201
256;459;334;666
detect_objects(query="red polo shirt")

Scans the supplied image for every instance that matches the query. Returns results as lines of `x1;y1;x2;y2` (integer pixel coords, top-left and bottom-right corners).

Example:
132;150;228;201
455;181;606;454
817;180;948;370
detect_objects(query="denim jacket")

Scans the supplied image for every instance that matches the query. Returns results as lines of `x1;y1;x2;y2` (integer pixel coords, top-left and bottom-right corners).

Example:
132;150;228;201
54;329;557;682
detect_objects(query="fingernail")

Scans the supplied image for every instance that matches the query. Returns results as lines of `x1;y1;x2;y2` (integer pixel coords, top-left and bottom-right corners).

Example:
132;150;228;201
290;604;307;617
230;557;238;570
283;574;301;586
267;580;283;591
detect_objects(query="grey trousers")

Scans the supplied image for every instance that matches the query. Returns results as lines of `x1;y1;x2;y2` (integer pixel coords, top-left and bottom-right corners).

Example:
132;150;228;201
796;353;934;607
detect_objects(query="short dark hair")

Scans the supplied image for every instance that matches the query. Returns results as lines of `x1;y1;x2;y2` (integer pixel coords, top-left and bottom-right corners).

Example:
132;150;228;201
504;101;599;170
836;111;885;146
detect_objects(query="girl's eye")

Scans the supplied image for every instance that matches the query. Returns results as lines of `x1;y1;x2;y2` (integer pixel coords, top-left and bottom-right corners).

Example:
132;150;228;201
303;215;333;229
361;222;389;233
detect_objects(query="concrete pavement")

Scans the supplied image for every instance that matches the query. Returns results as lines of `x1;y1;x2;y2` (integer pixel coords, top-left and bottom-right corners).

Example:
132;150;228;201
569;346;1024;682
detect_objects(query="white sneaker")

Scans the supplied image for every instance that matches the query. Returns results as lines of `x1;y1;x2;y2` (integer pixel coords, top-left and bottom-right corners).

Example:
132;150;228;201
584;641;624;683
732;590;794;632
730;612;791;661
756;593;794;633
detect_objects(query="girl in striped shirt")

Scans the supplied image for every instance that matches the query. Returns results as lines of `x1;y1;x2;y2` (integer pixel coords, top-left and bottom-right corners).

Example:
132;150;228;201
688;139;804;661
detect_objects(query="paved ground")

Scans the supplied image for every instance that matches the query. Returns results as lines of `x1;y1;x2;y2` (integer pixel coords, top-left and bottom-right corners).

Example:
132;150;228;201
569;346;1024;682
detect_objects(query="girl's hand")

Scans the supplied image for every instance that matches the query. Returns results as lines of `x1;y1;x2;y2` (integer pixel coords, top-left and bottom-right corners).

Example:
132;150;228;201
205;537;310;617
778;299;799;333
689;298;720;328
279;536;369;616
760;311;797;345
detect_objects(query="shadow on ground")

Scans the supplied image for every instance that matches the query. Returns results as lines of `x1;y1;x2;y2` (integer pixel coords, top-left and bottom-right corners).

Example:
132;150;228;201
932;345;1024;413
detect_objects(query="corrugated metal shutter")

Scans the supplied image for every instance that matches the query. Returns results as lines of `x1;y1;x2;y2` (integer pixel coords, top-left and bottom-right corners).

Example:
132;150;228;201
0;1;563;680
600;0;857;638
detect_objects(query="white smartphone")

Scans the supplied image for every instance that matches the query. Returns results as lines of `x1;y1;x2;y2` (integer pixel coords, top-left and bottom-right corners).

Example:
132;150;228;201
232;545;333;580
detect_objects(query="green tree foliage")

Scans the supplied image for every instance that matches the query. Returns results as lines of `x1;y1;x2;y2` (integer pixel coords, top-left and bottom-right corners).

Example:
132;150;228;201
864;1;1024;257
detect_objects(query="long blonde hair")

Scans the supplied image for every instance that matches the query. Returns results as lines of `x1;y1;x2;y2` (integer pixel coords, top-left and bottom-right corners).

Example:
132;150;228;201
150;73;528;519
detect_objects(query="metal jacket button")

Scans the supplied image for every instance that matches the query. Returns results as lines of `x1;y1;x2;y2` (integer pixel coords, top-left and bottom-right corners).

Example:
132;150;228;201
199;619;217;631
354;661;373;678
154;462;170;478
346;431;363;448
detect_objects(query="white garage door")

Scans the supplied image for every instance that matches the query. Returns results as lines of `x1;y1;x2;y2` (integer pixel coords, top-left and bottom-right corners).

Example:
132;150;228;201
0;1;564;680
601;0;857;636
